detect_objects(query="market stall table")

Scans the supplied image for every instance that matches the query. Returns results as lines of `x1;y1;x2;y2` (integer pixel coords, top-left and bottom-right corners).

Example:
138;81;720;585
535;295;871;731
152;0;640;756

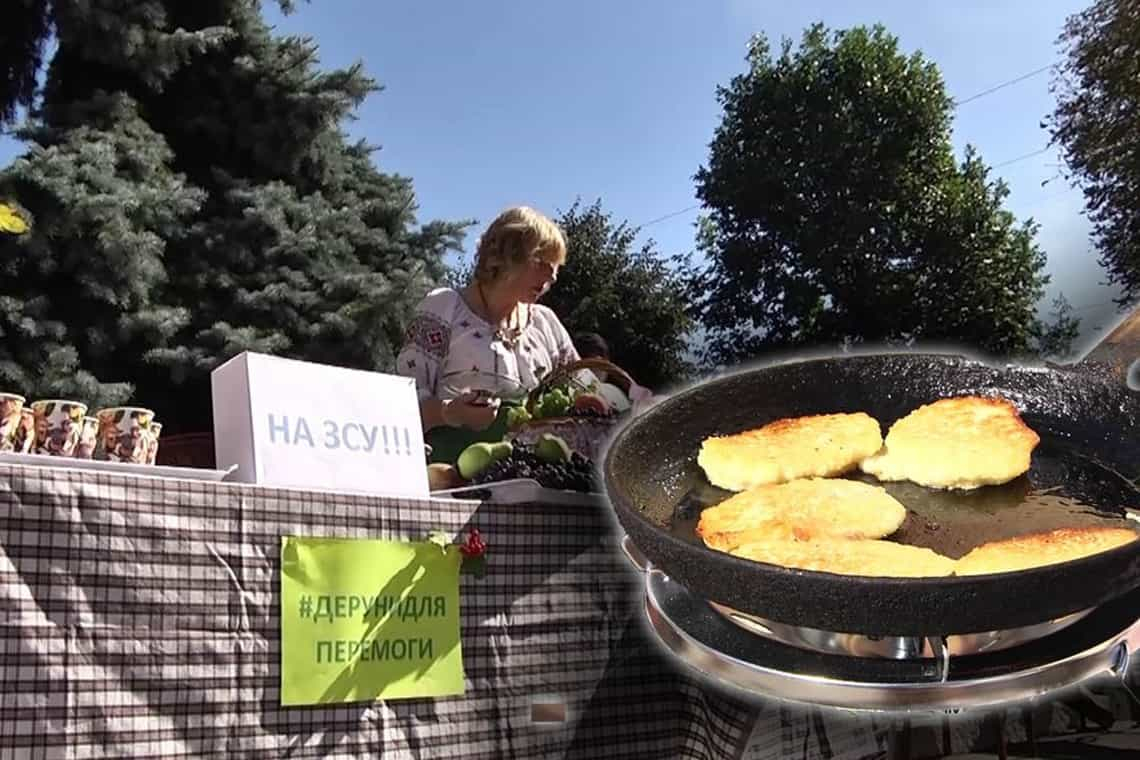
3;332;1140;760
0;462;758;758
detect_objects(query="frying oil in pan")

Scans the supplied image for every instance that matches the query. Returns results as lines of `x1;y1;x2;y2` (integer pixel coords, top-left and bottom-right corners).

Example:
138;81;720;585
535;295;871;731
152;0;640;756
668;435;1140;559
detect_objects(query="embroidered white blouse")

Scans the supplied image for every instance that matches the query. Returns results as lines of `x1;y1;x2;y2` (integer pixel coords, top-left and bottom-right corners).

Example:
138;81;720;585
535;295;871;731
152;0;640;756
397;287;580;402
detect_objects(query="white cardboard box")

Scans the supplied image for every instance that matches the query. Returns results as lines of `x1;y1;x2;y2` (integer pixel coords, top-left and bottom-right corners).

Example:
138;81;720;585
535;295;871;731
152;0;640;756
211;352;429;498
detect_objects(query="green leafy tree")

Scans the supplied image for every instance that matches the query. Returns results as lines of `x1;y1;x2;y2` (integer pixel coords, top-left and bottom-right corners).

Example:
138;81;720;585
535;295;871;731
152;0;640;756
1048;0;1140;305
545;200;693;389
1035;293;1082;361
691;24;1050;366
0;1;467;431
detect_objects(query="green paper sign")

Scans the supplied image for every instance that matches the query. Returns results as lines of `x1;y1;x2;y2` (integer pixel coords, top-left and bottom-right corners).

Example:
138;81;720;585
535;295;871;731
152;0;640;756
280;536;465;705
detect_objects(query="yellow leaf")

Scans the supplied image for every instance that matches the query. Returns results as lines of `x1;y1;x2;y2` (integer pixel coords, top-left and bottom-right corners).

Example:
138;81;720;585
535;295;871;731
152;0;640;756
0;203;29;235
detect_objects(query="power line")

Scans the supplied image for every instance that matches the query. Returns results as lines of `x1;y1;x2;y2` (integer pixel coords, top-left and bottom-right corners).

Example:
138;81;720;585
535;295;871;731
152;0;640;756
1068;299;1114;313
636;146;1059;227
638;65;1057;228
638;204;700;229
953;65;1052;106
636;156;1064;229
992;147;1051;168
642;152;1067;225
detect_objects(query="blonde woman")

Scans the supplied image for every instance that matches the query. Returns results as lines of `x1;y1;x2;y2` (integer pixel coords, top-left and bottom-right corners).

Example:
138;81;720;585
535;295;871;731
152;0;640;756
398;206;580;461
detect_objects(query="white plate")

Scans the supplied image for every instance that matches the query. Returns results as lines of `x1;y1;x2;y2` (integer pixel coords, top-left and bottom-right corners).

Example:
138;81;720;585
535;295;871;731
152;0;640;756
0;451;236;482
434;478;606;507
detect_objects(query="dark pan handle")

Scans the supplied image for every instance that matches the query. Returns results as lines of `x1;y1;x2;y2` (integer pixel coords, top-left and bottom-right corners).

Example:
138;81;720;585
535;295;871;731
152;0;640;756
1068;306;1140;390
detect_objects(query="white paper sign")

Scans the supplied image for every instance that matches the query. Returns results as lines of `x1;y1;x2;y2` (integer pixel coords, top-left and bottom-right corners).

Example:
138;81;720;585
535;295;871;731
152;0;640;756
211;352;429;498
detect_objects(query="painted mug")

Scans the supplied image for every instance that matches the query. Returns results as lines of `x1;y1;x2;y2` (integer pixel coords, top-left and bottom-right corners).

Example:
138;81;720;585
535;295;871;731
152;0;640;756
31;400;88;456
95;407;154;464
146;421;162;465
73;416;100;460
0;393;25;452
13;409;35;454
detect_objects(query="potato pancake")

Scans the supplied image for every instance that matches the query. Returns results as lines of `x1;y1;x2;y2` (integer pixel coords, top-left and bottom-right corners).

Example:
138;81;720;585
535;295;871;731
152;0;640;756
954;527;1138;576
729;536;956;578
696;478;907;553
859;396;1039;489
698;412;883;491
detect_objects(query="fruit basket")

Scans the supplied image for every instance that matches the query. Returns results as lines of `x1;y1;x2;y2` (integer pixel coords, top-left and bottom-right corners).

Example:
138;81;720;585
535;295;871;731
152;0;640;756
507;357;636;461
423;359;642;497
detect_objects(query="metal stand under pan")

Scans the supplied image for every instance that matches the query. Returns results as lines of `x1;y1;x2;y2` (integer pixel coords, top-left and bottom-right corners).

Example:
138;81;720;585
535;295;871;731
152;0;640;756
707;601;1094;660
623;538;1140;713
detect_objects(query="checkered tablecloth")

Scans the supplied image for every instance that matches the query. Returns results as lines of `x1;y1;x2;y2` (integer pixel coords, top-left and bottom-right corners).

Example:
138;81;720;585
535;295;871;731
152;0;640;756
6;463;1140;760
0;463;760;759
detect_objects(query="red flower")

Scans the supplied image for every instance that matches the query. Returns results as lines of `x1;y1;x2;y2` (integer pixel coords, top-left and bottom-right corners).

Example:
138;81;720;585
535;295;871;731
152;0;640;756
459;528;486;558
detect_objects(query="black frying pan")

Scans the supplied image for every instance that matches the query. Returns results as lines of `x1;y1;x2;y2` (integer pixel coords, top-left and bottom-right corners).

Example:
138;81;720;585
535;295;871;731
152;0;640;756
603;351;1140;637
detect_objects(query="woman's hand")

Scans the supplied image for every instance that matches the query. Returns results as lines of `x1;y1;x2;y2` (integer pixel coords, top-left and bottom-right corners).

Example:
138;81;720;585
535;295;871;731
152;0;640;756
442;390;501;431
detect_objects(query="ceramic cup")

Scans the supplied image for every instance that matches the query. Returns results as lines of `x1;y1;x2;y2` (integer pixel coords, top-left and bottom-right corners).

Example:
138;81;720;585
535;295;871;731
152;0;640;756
31;400;88;456
146;421;162;465
0;393;25;452
73;416;100;460
13;409;35;454
95;407;154;464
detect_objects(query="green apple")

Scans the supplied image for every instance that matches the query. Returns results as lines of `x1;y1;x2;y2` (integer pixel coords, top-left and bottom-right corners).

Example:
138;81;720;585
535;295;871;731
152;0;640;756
457;440;513;480
535;433;572;464
489;440;513;462
457;442;495;480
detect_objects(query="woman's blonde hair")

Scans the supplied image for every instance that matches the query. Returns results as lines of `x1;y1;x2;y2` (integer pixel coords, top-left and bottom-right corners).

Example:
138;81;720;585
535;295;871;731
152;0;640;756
473;206;567;284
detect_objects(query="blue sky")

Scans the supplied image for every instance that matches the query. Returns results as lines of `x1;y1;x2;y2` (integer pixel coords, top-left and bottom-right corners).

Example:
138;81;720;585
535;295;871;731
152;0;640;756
0;0;1126;349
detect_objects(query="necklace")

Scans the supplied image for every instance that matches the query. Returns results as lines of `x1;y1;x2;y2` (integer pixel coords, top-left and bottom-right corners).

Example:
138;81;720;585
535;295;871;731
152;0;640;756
476;282;526;349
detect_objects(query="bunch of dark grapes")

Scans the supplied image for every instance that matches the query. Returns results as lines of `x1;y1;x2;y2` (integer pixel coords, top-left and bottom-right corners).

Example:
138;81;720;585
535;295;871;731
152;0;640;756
470;444;601;493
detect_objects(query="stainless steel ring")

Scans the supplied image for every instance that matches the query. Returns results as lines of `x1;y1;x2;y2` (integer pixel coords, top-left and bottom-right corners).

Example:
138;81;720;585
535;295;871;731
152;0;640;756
643;568;1138;714
707;601;1093;659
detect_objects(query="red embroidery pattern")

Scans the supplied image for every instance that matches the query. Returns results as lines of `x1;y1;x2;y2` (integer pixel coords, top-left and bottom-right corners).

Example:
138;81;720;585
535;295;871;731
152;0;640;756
405;312;452;361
